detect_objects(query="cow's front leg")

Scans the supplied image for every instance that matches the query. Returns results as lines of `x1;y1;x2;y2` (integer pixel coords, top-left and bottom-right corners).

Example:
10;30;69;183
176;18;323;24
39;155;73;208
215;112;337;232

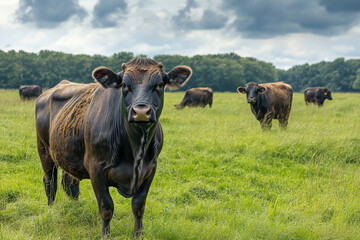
88;163;114;238
260;111;273;131
132;167;156;238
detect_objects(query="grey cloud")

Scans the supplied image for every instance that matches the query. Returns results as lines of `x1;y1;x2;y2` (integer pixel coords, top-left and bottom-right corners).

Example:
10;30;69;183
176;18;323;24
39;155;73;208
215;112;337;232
172;0;228;30
222;0;360;38
319;0;360;12
172;0;198;29
91;0;127;28
15;0;87;28
197;9;228;29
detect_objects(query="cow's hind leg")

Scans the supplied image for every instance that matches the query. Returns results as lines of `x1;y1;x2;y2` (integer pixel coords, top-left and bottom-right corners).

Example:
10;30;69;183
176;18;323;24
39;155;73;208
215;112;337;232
61;172;80;200
278;118;288;130
37;139;58;205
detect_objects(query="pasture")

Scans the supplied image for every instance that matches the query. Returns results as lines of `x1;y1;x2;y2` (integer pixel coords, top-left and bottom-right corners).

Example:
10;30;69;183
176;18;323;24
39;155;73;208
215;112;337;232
0;89;360;239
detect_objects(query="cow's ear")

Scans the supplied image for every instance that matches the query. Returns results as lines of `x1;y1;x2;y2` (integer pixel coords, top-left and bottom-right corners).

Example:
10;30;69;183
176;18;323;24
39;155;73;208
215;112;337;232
164;66;192;90
259;86;267;94
92;66;122;88
237;86;246;94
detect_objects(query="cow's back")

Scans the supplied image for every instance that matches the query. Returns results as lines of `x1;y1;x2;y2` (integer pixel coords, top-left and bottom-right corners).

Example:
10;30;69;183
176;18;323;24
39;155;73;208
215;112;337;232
194;87;213;93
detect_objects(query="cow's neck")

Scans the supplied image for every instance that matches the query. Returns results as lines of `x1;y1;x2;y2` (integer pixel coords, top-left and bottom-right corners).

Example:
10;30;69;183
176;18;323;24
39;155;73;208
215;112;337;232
250;97;266;119
251;97;262;112
124;121;156;155
123;120;157;192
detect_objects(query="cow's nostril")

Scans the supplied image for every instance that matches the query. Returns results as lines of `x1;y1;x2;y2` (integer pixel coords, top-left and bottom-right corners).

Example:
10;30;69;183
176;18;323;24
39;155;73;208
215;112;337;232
146;108;151;119
248;98;256;103
146;108;151;117
131;108;137;117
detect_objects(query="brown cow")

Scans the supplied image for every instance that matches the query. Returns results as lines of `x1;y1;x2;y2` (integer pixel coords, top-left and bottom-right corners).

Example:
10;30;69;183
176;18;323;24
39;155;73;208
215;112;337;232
304;87;333;106
174;87;213;109
35;58;192;237
19;85;42;100
237;81;293;131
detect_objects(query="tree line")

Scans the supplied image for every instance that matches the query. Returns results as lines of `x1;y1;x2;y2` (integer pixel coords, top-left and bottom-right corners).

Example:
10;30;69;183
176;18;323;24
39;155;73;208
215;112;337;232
0;49;359;92
278;58;360;92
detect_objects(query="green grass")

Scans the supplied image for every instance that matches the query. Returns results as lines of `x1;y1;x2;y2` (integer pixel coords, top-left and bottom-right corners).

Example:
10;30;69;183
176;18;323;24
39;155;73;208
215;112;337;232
1;89;360;239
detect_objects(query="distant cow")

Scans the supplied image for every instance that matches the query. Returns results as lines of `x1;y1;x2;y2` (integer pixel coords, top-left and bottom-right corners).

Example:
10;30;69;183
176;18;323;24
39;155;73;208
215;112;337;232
35;58;192;237
19;85;42;100
174;87;213;109
237;82;293;131
304;87;333;106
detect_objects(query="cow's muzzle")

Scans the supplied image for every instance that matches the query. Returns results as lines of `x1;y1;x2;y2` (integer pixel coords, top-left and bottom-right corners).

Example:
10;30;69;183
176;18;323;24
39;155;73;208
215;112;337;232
248;97;256;104
130;105;153;122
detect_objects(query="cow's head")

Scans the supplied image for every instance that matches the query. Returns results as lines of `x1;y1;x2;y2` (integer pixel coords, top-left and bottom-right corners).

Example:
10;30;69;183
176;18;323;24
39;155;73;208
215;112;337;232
323;88;333;100
92;58;192;125
237;82;267;104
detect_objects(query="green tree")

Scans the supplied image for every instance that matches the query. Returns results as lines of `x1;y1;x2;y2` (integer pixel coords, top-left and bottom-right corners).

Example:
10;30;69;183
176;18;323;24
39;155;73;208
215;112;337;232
352;69;360;89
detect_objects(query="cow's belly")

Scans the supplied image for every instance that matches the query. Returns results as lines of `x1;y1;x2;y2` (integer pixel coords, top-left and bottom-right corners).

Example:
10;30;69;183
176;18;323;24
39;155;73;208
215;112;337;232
49;130;90;180
309;97;316;103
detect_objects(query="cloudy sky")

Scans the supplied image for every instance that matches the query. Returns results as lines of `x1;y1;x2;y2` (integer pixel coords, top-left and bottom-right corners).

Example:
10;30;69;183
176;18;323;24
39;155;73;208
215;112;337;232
1;0;360;69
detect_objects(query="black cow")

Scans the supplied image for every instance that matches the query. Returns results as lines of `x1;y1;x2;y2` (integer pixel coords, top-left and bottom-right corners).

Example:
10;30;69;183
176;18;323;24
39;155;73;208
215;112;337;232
19;85;42;100
237;81;293;131
304;87;333;106
35;58;192;237
174;87;213;109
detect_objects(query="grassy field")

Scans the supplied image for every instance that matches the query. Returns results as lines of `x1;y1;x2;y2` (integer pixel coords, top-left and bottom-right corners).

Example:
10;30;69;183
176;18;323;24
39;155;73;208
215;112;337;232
1;89;360;239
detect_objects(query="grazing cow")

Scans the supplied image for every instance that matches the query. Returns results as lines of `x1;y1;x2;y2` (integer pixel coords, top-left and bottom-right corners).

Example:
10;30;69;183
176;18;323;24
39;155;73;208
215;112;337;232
174;87;213;109
304;87;333;106
35;58;192;237
237;81;293;131
19;85;42;100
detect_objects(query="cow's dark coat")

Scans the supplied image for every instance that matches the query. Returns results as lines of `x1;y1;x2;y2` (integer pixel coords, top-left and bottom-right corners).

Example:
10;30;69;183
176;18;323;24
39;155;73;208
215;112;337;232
237;81;293;131
19;85;42;100
304;87;333;106
174;87;213;109
35;58;192;237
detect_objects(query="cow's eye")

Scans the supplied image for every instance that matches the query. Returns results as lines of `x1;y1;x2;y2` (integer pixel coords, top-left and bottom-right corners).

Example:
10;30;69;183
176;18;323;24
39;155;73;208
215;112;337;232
122;83;131;92
121;83;131;96
154;82;164;92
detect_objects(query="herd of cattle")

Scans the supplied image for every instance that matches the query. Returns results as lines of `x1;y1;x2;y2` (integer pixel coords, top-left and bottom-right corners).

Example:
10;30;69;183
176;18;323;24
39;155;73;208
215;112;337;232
173;81;332;131
17;58;333;237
